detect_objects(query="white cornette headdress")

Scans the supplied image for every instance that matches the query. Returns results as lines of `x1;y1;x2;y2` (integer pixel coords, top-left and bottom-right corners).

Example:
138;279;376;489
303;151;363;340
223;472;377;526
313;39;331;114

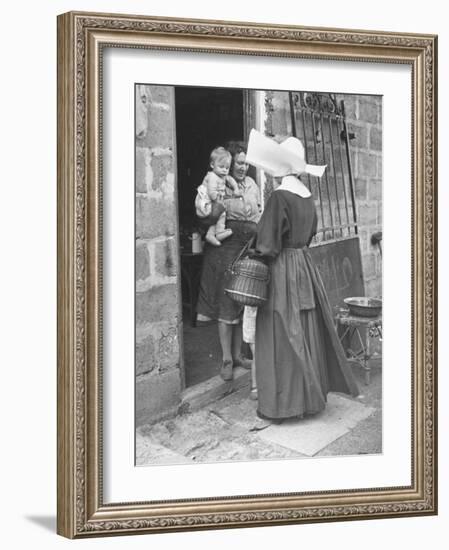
246;129;326;178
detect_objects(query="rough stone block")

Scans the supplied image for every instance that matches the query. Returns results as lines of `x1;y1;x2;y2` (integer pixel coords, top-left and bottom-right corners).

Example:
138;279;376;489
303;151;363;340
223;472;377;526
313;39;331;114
158;327;180;373
136;332;157;376
136;195;176;239
362;252;376;280
377;206;383;225
368;178;382;201
358;152;378;177
369;127;382;151
365;278;382;299
154;237;178;278
358;203;378;227
272;91;289;108
136;322;181;376
271;108;289;137
151;153;173;191
136;369;182;427
359;229;369;253
347;122;368;149
377;156;383;178
359;100;379;124
136;283;179;325
375;252;383;274
355;178;368;201
136;241;150;281
150;85;173;104
135;85;152;139
340;95;358;120
136;147;152;193
142;104;174;149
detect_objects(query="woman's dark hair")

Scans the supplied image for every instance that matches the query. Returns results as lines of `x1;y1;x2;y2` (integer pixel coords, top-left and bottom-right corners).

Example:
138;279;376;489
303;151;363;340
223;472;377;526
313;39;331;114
224;140;247;171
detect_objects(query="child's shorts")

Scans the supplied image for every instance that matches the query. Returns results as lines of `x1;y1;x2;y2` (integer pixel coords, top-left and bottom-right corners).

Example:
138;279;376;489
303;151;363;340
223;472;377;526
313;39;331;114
242;306;257;344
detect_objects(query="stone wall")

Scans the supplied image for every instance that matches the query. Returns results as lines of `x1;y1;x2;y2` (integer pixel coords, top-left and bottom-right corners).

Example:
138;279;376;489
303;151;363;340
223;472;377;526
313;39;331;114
135;85;182;426
339;95;382;298
263;91;382;298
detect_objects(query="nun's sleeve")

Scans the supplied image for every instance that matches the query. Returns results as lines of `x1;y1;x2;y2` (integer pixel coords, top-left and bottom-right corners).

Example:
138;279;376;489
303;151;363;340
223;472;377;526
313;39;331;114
254;192;288;261
306;210;318;247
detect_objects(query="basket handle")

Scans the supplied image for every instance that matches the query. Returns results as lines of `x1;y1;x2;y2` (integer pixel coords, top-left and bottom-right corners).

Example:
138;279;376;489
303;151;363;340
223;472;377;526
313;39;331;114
230;236;256;271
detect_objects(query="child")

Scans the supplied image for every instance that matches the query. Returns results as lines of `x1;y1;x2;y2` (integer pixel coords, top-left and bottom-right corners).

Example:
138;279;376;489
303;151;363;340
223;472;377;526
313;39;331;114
242;305;258;400
195;147;241;246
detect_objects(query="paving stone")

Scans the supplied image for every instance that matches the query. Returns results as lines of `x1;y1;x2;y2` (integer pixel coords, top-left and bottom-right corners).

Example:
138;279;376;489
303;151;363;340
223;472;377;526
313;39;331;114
258;393;374;457
135;432;193;466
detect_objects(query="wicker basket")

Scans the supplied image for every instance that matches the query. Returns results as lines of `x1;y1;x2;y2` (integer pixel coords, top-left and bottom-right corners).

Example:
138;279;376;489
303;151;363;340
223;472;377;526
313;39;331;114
224;239;269;307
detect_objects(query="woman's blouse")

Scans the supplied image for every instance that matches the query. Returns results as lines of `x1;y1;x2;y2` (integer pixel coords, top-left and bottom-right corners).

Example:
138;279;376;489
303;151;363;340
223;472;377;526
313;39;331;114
255;189;318;259
225;176;261;223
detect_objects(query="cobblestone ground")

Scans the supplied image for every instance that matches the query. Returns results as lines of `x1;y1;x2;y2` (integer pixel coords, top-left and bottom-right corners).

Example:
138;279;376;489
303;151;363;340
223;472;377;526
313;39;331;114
136;361;382;466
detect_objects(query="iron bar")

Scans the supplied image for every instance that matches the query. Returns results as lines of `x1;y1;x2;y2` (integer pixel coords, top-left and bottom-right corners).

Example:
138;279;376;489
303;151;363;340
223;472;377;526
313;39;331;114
336;116;352;236
309;110;325;234
316;111;335;240
298;95;313;191
327;114;342;238
341;99;358;234
315;222;358;234
288;91;298;137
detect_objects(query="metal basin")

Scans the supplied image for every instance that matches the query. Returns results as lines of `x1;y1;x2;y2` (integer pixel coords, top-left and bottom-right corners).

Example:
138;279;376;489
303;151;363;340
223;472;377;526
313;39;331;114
343;297;382;317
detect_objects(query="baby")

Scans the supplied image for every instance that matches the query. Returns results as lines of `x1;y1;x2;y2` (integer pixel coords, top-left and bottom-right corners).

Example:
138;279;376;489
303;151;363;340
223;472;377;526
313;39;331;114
195;147;241;246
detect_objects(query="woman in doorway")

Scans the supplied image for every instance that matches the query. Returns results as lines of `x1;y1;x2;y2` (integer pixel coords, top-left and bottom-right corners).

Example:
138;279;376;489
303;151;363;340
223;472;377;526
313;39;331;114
246;129;359;422
196;142;261;381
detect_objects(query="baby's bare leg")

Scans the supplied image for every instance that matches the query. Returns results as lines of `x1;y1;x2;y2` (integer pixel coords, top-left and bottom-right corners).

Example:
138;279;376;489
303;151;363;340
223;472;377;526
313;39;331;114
215;210;227;233
215;211;233;242
205;224;221;246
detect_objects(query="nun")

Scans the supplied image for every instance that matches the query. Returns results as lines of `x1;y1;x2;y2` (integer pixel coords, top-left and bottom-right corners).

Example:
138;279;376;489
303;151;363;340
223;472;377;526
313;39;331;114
246;129;359;422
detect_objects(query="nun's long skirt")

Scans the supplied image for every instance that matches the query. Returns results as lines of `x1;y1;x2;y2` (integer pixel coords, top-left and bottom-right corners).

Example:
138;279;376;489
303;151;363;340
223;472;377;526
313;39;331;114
255;247;359;420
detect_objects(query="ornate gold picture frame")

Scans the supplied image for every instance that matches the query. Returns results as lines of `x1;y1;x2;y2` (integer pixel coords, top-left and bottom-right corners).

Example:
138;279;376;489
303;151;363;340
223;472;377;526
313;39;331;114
57;11;437;538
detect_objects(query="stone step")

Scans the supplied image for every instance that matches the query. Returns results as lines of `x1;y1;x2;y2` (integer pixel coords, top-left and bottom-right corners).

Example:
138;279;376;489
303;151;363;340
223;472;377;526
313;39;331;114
179;367;250;416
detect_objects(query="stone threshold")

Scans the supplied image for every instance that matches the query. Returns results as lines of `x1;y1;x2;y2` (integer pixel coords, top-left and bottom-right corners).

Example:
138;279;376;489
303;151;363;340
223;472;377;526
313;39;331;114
178;367;250;417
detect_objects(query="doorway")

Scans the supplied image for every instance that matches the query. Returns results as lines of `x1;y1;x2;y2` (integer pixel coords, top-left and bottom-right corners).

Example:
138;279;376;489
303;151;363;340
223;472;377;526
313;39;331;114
175;86;244;387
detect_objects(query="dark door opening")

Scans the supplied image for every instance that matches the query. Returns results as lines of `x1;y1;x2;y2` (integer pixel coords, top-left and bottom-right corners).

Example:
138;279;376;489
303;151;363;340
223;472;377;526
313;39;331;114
175;86;244;387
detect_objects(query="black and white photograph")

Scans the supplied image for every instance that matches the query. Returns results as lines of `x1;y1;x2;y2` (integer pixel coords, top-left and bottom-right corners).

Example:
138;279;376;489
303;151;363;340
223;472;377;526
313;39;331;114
135;85;383;466
1;0;442;545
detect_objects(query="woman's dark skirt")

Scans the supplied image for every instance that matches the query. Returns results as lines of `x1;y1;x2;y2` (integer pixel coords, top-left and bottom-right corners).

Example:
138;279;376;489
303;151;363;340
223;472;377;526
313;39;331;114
196;220;257;323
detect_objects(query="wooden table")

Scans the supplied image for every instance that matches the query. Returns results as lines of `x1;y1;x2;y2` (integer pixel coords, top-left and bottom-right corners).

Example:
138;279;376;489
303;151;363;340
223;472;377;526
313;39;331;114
335;311;382;385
